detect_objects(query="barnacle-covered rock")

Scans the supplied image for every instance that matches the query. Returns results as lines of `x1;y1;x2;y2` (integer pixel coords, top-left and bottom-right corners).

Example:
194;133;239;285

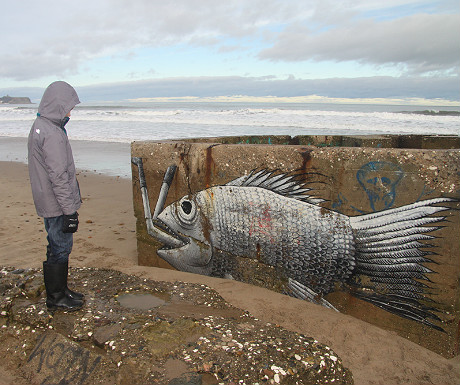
0;266;353;384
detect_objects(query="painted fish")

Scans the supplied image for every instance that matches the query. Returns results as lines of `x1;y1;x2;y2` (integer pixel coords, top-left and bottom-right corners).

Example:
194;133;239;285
134;160;455;331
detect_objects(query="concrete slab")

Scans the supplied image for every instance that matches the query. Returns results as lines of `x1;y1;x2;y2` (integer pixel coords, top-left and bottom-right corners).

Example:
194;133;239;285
131;135;460;357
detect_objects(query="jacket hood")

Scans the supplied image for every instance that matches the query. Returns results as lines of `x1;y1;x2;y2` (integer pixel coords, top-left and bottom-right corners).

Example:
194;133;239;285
37;81;80;124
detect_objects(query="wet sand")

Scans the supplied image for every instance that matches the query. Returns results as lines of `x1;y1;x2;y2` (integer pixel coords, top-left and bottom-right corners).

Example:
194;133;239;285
0;160;458;385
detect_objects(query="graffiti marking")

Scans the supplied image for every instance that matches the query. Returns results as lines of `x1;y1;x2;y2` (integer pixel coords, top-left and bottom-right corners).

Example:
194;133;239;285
28;333;101;385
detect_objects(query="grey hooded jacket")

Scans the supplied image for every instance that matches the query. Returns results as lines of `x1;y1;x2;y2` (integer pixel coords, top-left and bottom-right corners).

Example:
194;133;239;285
28;81;81;218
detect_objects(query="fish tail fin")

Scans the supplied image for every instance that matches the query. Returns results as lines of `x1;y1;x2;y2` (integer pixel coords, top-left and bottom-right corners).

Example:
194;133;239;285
348;197;456;331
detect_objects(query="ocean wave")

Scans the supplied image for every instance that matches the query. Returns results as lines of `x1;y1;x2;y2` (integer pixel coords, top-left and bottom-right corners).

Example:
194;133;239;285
396;110;460;116
1;103;458;142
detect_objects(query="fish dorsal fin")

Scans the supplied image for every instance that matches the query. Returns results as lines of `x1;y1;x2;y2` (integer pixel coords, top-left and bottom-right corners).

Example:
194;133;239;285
226;169;325;205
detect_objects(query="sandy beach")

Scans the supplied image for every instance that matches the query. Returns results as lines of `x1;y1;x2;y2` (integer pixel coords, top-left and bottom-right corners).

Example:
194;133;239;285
0;160;459;385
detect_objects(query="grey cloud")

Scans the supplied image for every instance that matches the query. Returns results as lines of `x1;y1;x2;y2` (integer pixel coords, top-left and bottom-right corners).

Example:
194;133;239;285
259;13;460;75
72;75;459;101
0;51;81;81
1;0;458;82
1;0;302;80
1;0;366;82
2;75;458;102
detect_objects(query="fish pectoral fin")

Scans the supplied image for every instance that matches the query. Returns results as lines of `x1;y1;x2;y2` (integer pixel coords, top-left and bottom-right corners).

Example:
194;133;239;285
288;278;338;312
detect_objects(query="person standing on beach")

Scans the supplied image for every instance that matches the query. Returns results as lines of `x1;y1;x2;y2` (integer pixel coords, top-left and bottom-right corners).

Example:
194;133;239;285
28;81;84;310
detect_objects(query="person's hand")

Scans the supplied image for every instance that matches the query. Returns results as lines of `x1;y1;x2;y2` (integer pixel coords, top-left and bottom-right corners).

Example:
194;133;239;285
62;212;79;233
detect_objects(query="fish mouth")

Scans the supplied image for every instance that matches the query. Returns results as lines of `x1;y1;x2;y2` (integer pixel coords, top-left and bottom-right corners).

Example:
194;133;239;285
151;218;189;250
153;218;213;273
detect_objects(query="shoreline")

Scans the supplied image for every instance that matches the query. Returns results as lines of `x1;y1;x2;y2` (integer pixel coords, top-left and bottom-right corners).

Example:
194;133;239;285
0;160;459;385
0;136;132;178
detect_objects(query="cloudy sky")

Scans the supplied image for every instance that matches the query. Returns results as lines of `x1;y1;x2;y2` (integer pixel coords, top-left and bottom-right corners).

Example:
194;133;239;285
0;0;459;103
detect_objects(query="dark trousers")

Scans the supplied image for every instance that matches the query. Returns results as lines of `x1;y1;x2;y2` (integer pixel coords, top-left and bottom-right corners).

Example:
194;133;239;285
44;215;73;264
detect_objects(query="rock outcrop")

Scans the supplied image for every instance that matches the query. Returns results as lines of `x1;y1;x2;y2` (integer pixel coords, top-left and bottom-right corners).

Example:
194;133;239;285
0;266;353;385
0;96;32;104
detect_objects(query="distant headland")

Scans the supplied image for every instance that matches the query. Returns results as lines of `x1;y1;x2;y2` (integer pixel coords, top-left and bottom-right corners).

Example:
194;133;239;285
0;95;32;104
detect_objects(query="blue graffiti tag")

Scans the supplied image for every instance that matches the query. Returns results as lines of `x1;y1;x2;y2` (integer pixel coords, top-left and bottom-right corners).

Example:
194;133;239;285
356;161;404;212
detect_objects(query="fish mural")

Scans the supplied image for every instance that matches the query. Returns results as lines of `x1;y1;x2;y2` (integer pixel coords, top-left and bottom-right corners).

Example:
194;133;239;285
132;157;455;331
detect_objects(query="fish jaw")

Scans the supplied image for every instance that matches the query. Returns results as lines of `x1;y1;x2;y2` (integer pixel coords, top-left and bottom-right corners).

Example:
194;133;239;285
157;237;213;275
146;218;188;249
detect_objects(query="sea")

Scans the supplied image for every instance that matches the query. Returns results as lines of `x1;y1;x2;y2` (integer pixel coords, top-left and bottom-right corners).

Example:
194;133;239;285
1;101;459;178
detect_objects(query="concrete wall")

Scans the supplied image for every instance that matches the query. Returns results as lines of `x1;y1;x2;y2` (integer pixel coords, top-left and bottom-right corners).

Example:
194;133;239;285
131;135;460;357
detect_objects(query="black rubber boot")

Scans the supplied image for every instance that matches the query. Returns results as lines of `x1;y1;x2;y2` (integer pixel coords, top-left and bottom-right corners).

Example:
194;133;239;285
64;262;84;300
46;246;84;300
43;261;83;310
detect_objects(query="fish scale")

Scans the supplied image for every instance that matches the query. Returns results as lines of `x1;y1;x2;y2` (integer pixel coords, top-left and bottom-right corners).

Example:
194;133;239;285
199;185;356;294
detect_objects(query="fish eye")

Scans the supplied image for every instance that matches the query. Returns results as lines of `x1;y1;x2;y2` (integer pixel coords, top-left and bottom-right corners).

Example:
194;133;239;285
175;197;198;227
181;200;193;214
